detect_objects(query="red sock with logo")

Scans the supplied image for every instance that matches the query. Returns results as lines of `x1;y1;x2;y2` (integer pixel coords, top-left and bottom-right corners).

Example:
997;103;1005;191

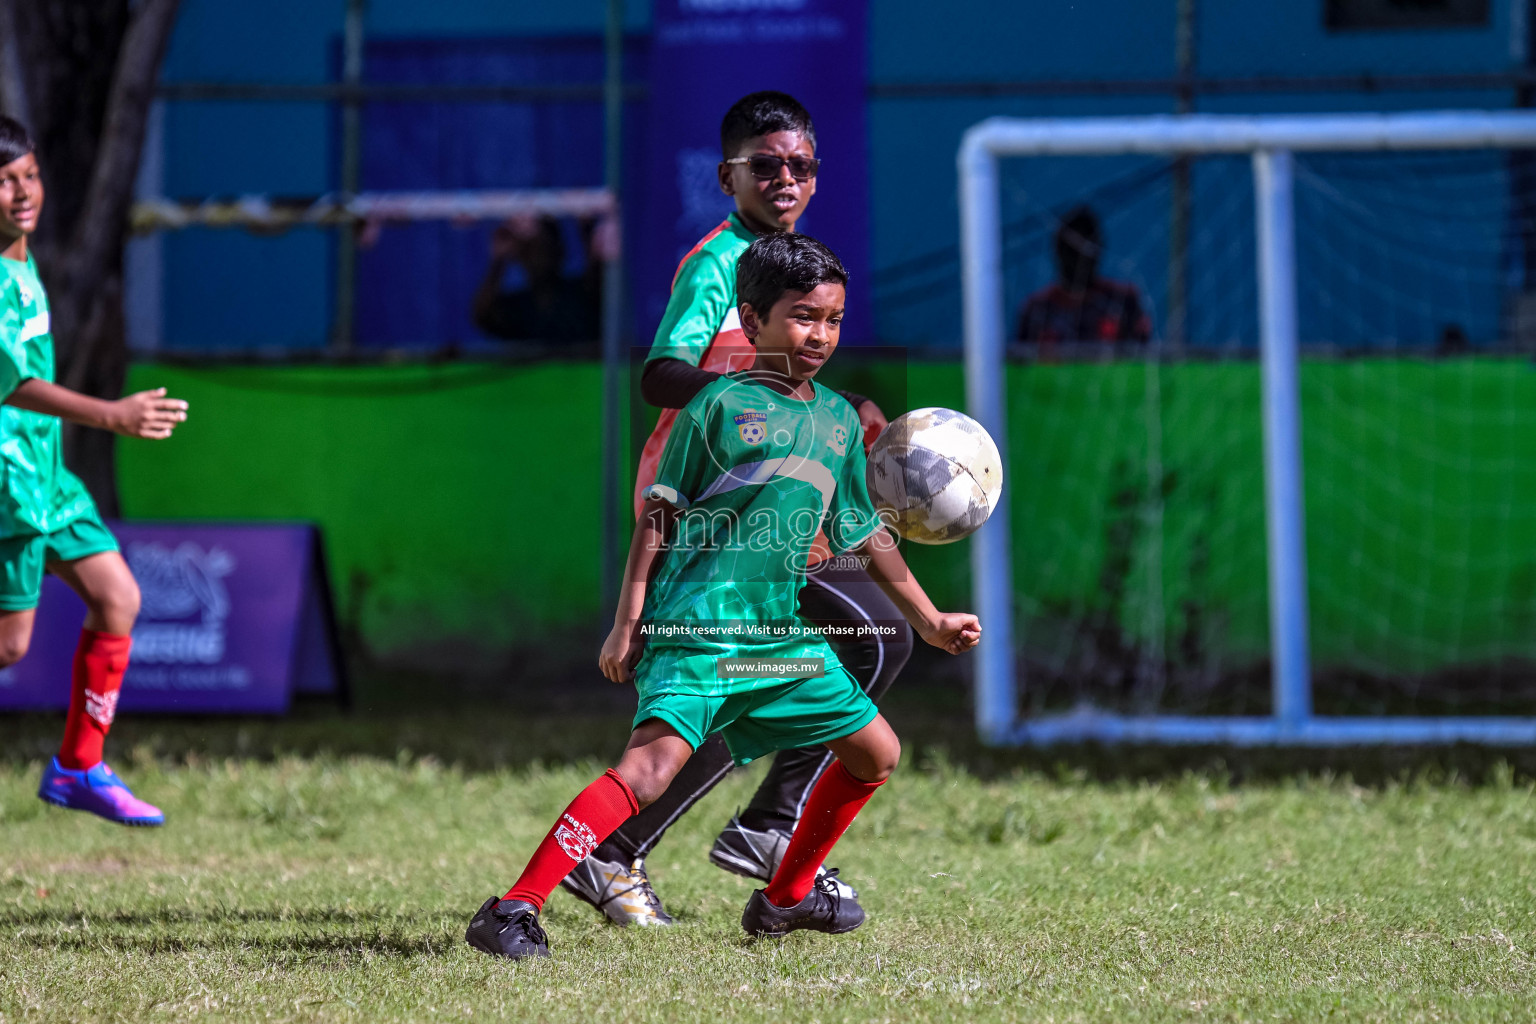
58;630;133;771
764;761;884;908
503;768;639;911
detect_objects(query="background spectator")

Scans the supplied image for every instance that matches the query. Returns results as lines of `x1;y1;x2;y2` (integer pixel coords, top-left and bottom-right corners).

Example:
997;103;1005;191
1436;323;1469;356
1017;205;1151;346
473;214;602;343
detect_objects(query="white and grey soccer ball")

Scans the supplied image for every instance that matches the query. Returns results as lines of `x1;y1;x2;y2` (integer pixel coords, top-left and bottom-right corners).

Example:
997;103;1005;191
865;407;1003;545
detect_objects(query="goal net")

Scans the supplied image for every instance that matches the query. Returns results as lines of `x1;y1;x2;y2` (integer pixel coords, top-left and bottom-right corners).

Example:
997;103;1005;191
960;112;1536;745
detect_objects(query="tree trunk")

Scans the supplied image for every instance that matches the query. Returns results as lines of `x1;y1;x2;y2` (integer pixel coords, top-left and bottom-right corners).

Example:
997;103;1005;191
0;0;180;516
0;0;31;124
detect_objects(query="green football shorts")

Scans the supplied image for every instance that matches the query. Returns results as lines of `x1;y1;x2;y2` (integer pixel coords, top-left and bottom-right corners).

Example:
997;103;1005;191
633;667;880;766
0;512;120;611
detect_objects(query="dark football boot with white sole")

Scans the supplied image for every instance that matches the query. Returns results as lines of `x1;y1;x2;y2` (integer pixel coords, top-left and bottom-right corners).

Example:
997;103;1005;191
740;873;866;938
465;897;551;960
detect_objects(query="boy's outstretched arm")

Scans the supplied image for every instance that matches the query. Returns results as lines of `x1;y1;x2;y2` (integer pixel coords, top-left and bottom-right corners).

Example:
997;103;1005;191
854;529;981;655
5;380;187;439
598;496;680;683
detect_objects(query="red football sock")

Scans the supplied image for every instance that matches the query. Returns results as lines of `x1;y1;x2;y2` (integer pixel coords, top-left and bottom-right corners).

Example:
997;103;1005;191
58;629;132;771
764;761;884;908
503;768;639;911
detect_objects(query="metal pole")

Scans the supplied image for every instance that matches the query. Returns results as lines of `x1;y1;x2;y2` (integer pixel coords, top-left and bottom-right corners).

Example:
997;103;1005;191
333;0;365;351
1252;148;1312;730
1167;0;1196;348
959;131;1016;743
600;0;625;606
1513;0;1536;295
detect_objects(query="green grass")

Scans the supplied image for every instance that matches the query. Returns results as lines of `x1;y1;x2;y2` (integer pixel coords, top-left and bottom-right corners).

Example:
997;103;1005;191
4;711;1536;1022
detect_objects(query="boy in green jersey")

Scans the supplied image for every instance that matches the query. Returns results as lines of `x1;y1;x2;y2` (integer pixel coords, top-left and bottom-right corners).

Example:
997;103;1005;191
466;232;981;959
566;90;912;930
0;117;188;826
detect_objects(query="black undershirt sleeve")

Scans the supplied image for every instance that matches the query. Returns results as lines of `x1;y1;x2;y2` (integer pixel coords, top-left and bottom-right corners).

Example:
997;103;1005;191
641;358;722;409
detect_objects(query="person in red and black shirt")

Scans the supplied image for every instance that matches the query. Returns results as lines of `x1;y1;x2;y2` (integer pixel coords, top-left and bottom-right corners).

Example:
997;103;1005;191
1017;205;1150;346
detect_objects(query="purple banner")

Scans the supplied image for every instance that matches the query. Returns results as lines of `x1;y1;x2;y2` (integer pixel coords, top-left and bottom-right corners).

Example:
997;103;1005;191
636;0;871;344
0;523;343;715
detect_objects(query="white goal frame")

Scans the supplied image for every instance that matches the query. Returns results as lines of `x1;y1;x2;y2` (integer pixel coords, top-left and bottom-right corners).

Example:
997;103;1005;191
960;110;1536;747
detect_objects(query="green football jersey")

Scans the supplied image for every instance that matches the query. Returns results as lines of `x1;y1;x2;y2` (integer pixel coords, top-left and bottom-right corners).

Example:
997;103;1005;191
635;371;884;696
645;213;755;369
0;254;95;537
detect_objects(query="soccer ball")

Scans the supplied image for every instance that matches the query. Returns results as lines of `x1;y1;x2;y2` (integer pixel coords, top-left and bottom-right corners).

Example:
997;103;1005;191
865;407;1003;545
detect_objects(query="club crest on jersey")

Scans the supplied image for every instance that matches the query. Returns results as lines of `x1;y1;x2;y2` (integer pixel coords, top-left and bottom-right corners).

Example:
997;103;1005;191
734;411;768;445
827;425;848;456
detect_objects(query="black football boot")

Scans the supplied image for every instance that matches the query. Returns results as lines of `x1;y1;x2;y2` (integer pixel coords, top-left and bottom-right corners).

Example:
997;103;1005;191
740;872;866;938
465;896;551;960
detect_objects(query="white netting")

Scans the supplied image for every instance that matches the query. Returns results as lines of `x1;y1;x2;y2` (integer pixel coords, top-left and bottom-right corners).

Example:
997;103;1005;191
1292;151;1536;715
974;148;1536;717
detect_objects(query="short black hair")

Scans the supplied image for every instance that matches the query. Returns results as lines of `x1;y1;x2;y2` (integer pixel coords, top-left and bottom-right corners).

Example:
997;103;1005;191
532;214;564;263
720;91;816;159
0;116;34;169
737;232;847;317
1055;205;1101;253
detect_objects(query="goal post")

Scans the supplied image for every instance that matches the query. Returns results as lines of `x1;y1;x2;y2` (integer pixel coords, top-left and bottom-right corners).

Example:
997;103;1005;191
959;110;1536;747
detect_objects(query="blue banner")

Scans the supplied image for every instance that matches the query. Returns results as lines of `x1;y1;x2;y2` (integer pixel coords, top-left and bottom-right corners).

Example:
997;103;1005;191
354;36;648;349
636;0;871;345
0;523;344;715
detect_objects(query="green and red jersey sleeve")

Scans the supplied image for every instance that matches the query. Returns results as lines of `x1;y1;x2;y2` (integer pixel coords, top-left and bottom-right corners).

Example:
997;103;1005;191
647;238;736;368
634;215;757;517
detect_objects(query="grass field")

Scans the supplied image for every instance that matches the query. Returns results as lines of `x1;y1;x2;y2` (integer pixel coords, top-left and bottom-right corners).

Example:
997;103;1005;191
4;704;1536;1024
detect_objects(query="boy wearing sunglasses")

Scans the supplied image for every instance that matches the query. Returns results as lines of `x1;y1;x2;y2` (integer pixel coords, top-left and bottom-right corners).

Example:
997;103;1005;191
559;92;915;928
466;232;981;960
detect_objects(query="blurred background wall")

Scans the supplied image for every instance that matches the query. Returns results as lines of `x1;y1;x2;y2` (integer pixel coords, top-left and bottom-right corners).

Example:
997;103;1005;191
107;0;1536;698
136;0;1529;354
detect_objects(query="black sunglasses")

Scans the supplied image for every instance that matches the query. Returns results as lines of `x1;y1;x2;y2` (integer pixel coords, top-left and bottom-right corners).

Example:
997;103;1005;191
724;154;821;182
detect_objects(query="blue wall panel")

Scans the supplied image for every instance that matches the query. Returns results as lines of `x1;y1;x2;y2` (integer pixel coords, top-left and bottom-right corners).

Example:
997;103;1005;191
870;0;1175;82
354;36;644;348
151;0;1531;351
159;1;340;350
366;0;651;35
1200;0;1514;77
